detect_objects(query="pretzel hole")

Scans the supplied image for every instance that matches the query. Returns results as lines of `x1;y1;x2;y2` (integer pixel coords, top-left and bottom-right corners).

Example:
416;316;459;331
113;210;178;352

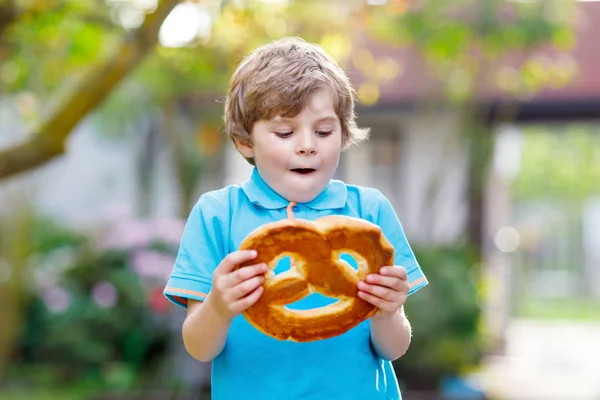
339;253;359;270
285;293;340;310
272;255;293;275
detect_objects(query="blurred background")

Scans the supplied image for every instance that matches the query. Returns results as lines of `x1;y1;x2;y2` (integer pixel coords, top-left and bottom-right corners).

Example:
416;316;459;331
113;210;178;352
0;0;599;399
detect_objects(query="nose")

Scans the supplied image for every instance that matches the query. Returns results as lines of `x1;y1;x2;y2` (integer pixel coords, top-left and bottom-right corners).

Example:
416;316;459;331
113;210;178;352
295;131;317;156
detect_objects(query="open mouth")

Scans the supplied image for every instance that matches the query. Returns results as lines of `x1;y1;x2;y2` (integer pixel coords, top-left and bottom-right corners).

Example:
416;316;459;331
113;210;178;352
290;168;316;175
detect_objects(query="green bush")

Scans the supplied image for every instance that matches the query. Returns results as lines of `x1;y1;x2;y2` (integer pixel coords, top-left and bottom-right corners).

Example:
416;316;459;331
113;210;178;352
394;245;485;391
14;217;176;390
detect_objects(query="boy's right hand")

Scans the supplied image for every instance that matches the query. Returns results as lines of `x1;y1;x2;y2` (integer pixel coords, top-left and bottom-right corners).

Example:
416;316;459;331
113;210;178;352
206;250;268;321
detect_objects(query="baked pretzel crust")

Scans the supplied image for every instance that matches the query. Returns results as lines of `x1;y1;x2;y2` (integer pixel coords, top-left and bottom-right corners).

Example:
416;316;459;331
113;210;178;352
236;215;394;342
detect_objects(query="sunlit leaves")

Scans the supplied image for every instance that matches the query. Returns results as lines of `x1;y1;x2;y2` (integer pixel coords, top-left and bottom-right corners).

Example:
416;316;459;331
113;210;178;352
366;0;577;103
351;47;404;105
493;52;579;99
3;0;121;96
1;0;580;132
319;33;352;65
514;126;600;202
99;0;365;129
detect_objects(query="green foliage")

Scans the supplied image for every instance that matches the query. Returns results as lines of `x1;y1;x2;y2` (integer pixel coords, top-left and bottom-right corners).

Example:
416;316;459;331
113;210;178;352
2;0;579;135
367;0;577;101
95;0;359;132
14;217;174;390
518;297;600;321
394;245;485;390
3;0;120;95
0;386;93;400
28;216;87;254
513;125;600;202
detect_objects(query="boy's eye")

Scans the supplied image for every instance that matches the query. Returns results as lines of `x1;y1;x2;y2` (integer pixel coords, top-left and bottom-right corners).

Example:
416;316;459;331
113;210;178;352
316;130;333;137
275;131;293;138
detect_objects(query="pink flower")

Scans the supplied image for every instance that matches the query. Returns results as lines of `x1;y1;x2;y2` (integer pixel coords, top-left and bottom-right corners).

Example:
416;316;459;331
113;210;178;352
148;217;185;247
41;286;71;313
92;281;118;308
148;286;170;314
130;249;175;282
96;218;185;251
97;220;153;250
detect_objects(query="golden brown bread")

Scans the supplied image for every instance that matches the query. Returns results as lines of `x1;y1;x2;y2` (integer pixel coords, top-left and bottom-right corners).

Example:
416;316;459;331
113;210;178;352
235;215;394;342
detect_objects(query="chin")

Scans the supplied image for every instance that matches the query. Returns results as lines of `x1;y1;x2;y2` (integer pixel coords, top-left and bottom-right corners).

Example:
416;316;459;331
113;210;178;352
285;184;326;203
290;174;334;202
287;192;319;203
268;169;335;203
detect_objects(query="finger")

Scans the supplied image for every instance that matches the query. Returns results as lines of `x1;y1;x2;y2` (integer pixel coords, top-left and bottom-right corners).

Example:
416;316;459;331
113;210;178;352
229;285;264;314
366;274;410;293
217;250;257;274
227;274;265;302
365;274;403;290
225;263;268;288
380;266;407;280
357;290;396;312
358;281;395;301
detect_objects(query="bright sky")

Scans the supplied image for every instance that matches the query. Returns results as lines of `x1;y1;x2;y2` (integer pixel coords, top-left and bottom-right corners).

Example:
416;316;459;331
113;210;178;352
157;0;292;48
158;1;212;48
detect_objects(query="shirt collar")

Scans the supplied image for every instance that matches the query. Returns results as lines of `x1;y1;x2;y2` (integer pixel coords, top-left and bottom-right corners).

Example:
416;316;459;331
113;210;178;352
241;167;347;210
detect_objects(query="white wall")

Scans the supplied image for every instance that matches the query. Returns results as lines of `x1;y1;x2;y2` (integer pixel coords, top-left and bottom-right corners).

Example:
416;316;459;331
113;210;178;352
343;109;468;245
222;141;253;187
0;100;165;228
583;197;600;299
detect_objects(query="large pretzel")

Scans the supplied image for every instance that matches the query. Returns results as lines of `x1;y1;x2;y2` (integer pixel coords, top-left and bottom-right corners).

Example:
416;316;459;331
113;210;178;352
236;215;394;342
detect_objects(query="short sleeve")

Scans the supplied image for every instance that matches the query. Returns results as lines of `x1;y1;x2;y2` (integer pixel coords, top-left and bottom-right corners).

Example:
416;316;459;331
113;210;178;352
368;191;428;296
163;196;226;308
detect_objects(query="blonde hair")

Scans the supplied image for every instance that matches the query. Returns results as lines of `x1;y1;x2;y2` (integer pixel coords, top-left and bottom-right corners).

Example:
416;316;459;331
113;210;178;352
223;37;369;165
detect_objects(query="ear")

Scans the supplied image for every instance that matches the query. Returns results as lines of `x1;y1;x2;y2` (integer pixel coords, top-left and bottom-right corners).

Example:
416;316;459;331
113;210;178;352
234;137;254;159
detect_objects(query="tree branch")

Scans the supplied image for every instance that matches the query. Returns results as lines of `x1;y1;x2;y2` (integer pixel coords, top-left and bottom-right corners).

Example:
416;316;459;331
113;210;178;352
0;0;16;63
0;0;181;180
0;0;15;37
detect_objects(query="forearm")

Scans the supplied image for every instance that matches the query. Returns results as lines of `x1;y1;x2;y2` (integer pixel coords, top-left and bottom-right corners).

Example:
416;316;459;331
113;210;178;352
370;307;412;361
182;297;232;362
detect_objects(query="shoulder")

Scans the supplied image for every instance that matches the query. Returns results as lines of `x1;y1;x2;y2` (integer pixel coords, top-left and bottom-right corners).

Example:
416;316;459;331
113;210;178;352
344;183;383;202
191;183;248;219
335;181;397;223
342;182;387;210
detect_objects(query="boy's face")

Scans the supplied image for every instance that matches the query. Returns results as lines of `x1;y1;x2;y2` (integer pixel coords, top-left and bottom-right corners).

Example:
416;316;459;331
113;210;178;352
237;87;343;203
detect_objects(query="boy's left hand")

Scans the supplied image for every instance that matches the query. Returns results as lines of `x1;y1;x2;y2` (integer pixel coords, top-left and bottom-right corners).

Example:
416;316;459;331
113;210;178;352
357;266;409;316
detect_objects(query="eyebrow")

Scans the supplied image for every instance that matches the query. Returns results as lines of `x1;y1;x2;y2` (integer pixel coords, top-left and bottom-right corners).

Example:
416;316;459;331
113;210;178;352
270;116;339;124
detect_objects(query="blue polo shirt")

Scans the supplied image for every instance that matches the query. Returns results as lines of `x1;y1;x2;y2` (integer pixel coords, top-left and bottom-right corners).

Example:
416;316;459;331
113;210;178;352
164;167;428;400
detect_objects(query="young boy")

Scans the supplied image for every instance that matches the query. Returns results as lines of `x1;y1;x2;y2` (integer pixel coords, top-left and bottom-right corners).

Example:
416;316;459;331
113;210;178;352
163;37;428;400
